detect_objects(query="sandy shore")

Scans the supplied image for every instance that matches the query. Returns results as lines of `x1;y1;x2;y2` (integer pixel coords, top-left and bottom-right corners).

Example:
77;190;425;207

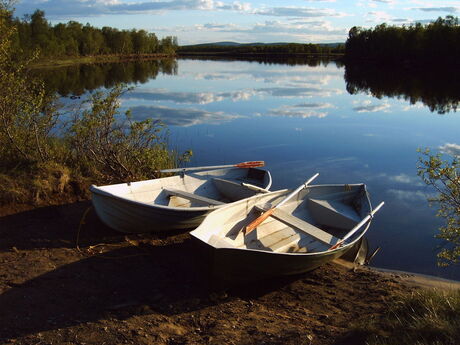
0;200;458;345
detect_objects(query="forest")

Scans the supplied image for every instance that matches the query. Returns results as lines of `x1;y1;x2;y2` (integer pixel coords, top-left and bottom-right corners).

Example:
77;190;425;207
178;42;345;56
3;9;178;59
345;16;460;65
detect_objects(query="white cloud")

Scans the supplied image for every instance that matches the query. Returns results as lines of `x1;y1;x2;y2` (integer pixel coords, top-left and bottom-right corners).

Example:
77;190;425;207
387;189;431;201
372;172;425;186
402;102;424;111
129;105;243;126
15;0;252;17
371;0;396;3
353;101;391;113
258;86;342;98
266;103;331;118
366;10;395;23
254;6;346;18
292;102;335;109
269;109;328;118
414;7;458;13
390;173;415;184
439;143;460;157
126;88;255;104
184;19;347;42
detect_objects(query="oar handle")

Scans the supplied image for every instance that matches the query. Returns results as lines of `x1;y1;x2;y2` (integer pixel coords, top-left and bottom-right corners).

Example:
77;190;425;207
235;161;265;168
329;201;384;251
241;183;270;193
245;173;319;234
277;173;320;208
245;208;275;234
159;161;265;173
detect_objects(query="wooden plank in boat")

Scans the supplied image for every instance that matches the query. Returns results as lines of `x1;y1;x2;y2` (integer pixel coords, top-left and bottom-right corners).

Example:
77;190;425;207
255;205;340;246
163;188;225;206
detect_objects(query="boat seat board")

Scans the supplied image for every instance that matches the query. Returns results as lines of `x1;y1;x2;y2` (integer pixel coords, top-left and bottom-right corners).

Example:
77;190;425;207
254;205;340;246
163;188;225;206
308;198;360;230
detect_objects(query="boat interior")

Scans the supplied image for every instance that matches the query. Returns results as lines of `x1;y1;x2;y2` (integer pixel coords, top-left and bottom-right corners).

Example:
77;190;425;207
95;168;271;208
202;184;371;254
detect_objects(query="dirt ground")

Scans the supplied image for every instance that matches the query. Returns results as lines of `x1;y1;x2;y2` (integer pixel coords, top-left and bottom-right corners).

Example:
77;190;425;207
0;201;412;345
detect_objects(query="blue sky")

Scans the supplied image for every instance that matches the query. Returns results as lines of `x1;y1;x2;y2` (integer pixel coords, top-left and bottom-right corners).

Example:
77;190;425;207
12;0;460;44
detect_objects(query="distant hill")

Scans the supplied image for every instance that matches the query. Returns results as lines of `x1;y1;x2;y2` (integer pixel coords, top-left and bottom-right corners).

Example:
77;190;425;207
180;42;344;48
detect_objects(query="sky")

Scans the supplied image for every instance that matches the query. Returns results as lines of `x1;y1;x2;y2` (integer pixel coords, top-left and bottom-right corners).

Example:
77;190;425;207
12;0;460;44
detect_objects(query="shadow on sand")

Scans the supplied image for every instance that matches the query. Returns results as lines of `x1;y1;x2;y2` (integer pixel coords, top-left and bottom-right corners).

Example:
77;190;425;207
0;201;301;341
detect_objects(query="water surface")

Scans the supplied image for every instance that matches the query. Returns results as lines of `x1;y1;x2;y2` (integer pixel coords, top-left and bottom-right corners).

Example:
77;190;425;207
49;58;460;280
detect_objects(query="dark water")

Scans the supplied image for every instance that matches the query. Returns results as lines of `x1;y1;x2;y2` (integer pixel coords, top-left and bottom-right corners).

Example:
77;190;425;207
42;58;460;280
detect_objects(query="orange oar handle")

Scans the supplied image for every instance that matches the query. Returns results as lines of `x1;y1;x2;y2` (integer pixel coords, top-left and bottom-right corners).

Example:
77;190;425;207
245;208;275;234
235;161;265;169
329;241;343;251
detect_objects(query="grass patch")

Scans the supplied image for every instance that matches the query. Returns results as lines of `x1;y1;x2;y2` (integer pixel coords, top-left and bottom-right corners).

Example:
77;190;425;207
351;289;460;345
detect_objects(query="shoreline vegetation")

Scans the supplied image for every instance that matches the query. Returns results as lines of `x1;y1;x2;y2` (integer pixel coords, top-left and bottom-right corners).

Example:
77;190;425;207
31;53;177;69
1;4;190;211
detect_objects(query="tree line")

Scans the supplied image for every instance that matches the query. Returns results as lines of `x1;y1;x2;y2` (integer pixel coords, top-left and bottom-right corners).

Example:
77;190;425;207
4;9;178;58
345;16;460;65
179;43;345;56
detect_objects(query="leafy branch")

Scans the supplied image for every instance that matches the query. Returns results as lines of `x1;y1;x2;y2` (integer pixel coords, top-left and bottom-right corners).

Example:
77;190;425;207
417;148;460;266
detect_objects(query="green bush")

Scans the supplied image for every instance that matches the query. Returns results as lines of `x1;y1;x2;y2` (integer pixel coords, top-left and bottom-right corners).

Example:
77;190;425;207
0;4;188;206
67;85;188;183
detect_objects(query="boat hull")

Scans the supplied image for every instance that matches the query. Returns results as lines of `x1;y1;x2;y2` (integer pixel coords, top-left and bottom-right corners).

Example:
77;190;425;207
195;238;351;284
90;167;272;233
91;191;212;233
190;185;373;283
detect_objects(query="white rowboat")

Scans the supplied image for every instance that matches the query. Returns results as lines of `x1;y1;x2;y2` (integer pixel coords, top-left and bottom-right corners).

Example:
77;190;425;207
90;166;272;233
190;184;382;283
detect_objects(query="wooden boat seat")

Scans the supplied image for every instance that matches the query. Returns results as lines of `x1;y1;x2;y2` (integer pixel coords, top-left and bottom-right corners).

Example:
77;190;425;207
254;205;340;246
307;198;360;230
163;188;225;206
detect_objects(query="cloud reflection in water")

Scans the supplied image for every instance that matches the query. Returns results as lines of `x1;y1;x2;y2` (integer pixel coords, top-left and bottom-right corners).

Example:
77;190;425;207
129;105;243;127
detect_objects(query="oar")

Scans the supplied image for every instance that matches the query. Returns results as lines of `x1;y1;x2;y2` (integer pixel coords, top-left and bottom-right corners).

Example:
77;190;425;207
159;161;265;174
245;173;319;235
241;182;270;193
328;201;385;250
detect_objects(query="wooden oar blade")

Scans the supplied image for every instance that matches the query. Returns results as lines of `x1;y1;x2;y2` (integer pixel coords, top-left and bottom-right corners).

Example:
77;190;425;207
245;208;275;234
235;161;265;169
244;172;319;235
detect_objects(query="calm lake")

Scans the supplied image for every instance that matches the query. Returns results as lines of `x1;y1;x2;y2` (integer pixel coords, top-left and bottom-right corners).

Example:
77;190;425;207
43;58;460;280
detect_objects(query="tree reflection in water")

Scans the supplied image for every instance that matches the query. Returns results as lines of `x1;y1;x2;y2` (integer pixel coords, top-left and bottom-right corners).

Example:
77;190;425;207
344;63;460;114
33;59;178;96
35;57;460;115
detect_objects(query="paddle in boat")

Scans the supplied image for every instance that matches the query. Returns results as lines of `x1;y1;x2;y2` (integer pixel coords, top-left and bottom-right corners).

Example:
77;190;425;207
90;161;272;233
190;173;384;283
